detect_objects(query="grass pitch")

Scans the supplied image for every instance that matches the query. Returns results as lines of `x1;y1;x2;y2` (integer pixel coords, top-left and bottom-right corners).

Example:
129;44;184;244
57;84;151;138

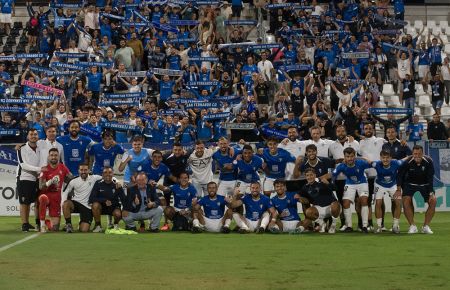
0;213;449;290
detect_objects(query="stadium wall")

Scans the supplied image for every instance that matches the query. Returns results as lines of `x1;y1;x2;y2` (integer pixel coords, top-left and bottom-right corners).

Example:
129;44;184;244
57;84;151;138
1;143;450;216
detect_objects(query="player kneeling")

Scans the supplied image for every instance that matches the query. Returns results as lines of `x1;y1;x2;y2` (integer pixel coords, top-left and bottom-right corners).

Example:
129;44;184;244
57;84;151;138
269;179;304;233
38;148;73;232
89;167;125;232
191;182;233;233
298;169;341;234
228;182;276;233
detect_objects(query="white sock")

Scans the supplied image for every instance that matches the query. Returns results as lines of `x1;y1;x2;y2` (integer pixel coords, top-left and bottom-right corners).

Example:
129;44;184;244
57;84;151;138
232;213;249;230
377;218;382;227
331;216;338;226
393;218;399;227
361;206;369;227
193;219;200;227
224;219;231;228
314;218;324;226
40;220;45;228
260;212;270;229
343;208;352;227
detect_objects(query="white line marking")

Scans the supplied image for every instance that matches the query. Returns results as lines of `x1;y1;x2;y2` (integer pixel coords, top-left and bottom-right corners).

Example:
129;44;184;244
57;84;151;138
0;233;40;253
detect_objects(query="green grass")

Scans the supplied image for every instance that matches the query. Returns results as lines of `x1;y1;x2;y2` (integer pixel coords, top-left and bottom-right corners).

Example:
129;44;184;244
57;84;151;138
0;213;449;290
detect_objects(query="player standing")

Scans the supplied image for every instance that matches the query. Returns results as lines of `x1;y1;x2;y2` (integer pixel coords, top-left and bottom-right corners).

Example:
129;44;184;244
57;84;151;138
233;145;265;194
188;141;215;197
212;137;241;196
88;131;125;175
398;145;436;234
332;147;371;233
278;126;306;191
38;148;73;232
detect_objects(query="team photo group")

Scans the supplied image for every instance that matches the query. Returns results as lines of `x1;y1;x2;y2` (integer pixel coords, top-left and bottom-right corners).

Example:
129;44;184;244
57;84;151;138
0;0;445;237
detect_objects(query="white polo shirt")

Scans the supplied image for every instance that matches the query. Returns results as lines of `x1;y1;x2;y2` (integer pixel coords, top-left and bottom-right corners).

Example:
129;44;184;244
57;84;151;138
278;139;306;180
62;175;102;209
359;136;386;177
302;138;334;158
38;139;65;167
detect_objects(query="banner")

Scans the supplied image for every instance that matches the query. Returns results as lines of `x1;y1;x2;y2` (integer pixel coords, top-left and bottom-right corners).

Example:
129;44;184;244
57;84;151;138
327;76;366;85
381;42;420;53
218;42;255;49
29;65;74;76
188;57;219;62
0;129;19;135
249;44;282;50
150;68;184;76
280;64;313;72
98;100;140;106
185;101;221;109
341;52;370;59
100;13;126;21
121;22;149;28
0;55;16;61
51;3;84;8
213;95;242;103
54;52;88;58
75;61;113;68
80;126;101;141
0;107;28;113
101;122;142;132
261;127;288;138
118;71;148;77
22;80;64;95
166;38;198;44
187;81;219;87
224;20;257;26
0;99;32;105
169;20;199;26
223;123;256;130
50;62;87;71
0;145;22;216
103;92;145;99
160;109;185;115
21;95;57;101
427;141;450;187
151;22;179;33
204;112;230;121
15;53;48;59
195;1;220;6
369;108;413;115
372;30;400;35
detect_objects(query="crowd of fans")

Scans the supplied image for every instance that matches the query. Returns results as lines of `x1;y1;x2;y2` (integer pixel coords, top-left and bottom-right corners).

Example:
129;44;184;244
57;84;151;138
0;0;450;146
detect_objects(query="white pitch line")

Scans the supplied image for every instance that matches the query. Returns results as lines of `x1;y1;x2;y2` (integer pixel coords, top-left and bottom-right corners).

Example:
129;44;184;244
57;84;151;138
0;233;40;253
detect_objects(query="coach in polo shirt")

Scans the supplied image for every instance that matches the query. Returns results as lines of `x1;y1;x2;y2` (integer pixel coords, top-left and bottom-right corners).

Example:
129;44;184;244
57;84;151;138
16;129;42;232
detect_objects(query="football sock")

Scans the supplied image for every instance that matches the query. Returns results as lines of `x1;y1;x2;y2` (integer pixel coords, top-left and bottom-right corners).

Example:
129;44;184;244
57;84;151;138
95;221;101;227
65;217;72;225
377;218;382;227
193;219;200;228
224;219;231;228
260;213;270;229
232;213;249;230
343;208;352;227
361;206;369;227
40;220;45;228
393;218;399;227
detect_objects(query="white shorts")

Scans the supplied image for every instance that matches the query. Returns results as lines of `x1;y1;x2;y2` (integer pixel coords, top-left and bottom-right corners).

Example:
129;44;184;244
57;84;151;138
315;205;332;219
217;180;236;196
343;183;369;202
263;177;276;193
245;218;260;232
375;183;400;200
204;216;223;232
281;220;299;232
418;65;429;79
192;181;208;197
235;181;251;194
0;13;12;24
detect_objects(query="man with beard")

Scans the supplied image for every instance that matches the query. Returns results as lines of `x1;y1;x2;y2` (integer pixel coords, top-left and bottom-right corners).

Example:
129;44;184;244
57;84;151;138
62;164;102;233
382;126;412;160
114;39;135;71
328;125;360;228
212;137;241;196
37;125;64;167
192;182;233;233
359;122;386;230
38;148;73;232
56;120;94;176
270;180;304;233
295;144;335;184
278;126;306;191
233;145;265;194
228;182;276;234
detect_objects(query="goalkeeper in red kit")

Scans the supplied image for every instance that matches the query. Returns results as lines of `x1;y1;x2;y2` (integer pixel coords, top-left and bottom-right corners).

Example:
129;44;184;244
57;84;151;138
38;148;74;232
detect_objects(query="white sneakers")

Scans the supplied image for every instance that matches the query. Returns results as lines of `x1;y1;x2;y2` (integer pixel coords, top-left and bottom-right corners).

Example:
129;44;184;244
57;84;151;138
328;224;336;234
93;225;103;233
392;225;400;234
421;225;434;234
408;225;418;234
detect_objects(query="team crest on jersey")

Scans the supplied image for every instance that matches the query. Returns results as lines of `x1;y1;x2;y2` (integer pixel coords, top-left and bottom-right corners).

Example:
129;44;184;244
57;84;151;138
395;147;398;152
260;204;263;209
422;166;425;171
79;141;83;145
217;202;220;206
279;158;282;162
72;149;79;158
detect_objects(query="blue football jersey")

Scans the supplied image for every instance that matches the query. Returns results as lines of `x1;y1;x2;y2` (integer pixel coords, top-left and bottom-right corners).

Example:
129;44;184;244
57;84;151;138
122;149;152;183
198;195;227;219
373;160;403;188
271;192;300;221
261;148;296;179
234;155;264;183
170;184;197;209
144;163;171;182
242;194;272;221
332;159;370;185
88;143;125;175
212;147;241;181
56;135;93;175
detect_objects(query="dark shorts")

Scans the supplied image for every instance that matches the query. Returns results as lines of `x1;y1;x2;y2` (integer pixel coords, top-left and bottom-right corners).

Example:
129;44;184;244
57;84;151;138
402;184;432;202
100;203;121;215
17;180;38;205
232;5;242;17
72;200;93;224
